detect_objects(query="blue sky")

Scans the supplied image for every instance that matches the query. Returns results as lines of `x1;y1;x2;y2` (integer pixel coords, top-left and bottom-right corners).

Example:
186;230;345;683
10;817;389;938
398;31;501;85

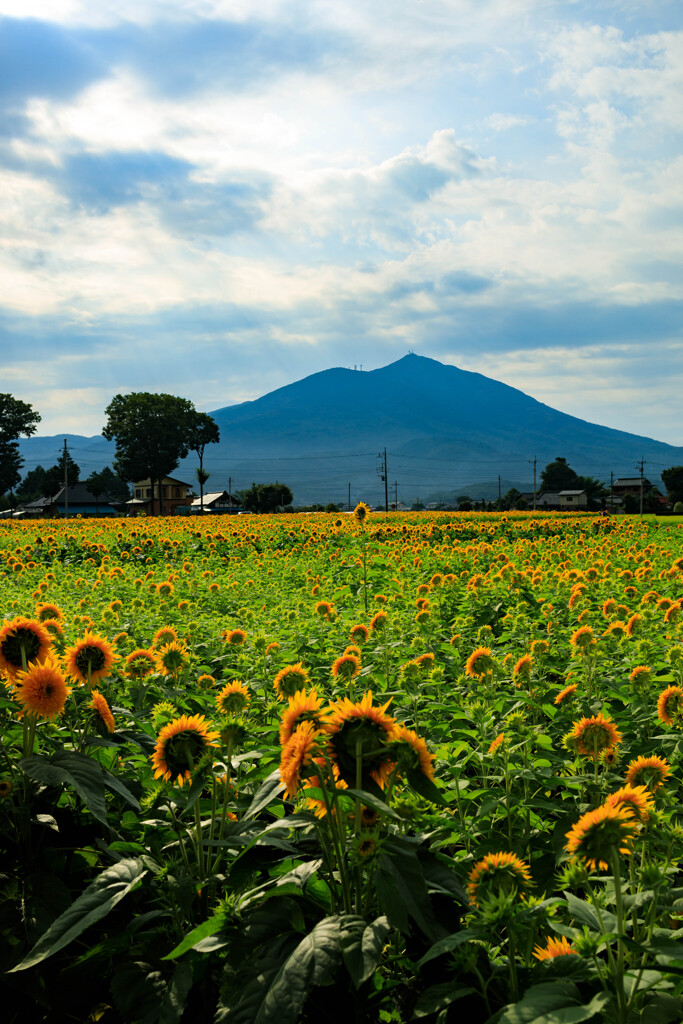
1;0;682;443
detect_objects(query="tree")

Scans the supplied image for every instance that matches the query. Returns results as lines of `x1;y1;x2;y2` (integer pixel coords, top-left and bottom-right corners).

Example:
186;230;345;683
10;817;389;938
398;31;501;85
0;394;41;499
102;393;196;515
238;482;293;513
539;457;580;493
662;466;683;506
15;465;48;504
86;466;131;512
44;449;80;496
186;411;220;513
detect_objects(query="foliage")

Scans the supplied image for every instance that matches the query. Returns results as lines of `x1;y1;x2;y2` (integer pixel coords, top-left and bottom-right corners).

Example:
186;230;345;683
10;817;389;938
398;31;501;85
86;466;131;504
662;466;683;505
239;481;294;512
44;448;80;495
1;509;683;1022
0;394;41;496
102;393;197;513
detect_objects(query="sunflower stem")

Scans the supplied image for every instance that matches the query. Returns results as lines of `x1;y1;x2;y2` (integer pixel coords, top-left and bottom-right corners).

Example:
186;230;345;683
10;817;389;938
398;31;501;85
610;849;628;1023
194;798;206;881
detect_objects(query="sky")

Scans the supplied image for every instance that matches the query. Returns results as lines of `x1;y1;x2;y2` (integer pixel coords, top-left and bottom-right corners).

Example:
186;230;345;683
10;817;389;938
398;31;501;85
1;0;682;444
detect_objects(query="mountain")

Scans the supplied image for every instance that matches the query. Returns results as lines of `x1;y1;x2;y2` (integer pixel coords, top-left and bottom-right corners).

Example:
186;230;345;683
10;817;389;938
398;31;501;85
16;354;683;506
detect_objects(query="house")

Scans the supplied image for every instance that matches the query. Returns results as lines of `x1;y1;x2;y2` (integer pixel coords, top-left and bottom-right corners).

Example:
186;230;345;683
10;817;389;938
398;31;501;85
130;476;194;515
188;491;240;513
536;490;588;510
612;477;653;497
18;482;122;517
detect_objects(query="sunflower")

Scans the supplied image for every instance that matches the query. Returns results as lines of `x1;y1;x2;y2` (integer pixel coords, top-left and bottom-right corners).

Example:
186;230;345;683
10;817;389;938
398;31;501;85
215;680;251;715
125;648;157;679
65;632;117;686
513;654;533;684
488;732;505;756
569;713;622;758
533;937;577;961
279;720;324;799
565;803;639;871
151;714;220;787
465;647;494;679
625;754;671;791
629;665;652;689
554;683;578;706
324;690;396;786
657;685;683;726
343;644;362;660
89;691;116;733
467;851;532;906
155;641;189;678
0;617;51;679
265;641;281;657
35;602;64;622
152;625;179;649
0;780;12;799
315;601;334;620
13;655;71;720
273;662;310;701
570;625;595;652
369;610;388;632
224;628;247;647
353;501;371;525
604;785;654;823
387;725;435;780
331;653;361;681
349;624;370;645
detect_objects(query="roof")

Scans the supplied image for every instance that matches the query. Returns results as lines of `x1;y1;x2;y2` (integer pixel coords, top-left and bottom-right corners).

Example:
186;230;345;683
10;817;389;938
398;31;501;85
559;490;587;496
613;478;651;487
133;476;193;488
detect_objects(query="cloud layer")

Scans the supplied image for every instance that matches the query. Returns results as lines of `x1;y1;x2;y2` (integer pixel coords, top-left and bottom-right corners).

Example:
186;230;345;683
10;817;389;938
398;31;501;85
0;0;682;450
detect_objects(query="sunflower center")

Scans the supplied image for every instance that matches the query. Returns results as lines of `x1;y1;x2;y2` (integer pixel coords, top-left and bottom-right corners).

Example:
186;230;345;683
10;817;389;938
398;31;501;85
1;627;42;667
75;646;106;673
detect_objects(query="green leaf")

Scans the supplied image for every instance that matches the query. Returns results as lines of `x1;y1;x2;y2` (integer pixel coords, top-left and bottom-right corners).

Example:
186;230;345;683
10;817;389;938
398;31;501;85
244;770;285;820
159;961;193;1024
340;915;390;987
417;928;482;968
164;913;227;960
10;858;147;971
564;892;617;933
496;983;609;1024
413;982;477;1017
374;840;438;940
20;751;108;824
343;788;402;821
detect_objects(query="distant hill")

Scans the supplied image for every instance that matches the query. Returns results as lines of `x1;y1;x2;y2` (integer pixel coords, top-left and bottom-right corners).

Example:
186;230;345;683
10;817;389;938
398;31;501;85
16;354;683;506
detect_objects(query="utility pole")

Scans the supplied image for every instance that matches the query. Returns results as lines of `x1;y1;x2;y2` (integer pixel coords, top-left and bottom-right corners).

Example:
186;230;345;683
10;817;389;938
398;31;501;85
528;457;537;510
348;482;351;511
393;480;398;510
377;448;388;512
63;438;69;517
637;459;645;517
498;475;502;510
610;471;614;514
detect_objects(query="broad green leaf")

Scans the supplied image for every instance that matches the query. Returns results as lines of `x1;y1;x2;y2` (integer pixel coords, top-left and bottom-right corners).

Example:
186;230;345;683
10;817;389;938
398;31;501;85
374;840;438;940
417;928;482;968
340;914;390;987
496;983;609;1024
159;961;193;1024
164;913;228;960
244;770;285;820
10;858;147;971
20;751;108;824
413;983;477;1017
564;892;617;933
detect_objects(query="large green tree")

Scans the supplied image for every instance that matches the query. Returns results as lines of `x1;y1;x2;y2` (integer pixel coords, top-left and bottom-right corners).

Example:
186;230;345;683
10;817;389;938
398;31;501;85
239;481;293;513
185;411;220;512
102;393;196;515
662;466;683;506
44;448;80;496
539;457;580;492
86;466;131;510
0;394;41;499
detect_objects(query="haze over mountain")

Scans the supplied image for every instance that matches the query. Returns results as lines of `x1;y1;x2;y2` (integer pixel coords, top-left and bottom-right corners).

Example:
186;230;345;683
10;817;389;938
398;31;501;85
18;355;683;506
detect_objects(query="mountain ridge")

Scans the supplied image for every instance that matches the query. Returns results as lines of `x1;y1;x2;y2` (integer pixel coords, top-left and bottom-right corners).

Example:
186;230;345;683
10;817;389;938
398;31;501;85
16;354;683;505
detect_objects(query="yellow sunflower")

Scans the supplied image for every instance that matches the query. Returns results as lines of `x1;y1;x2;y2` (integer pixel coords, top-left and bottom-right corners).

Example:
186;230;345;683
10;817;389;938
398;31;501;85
279;720;324;799
569;713;622;759
624;754;671;791
465;647;494;678
533;937;577;961
65;632;117;686
387;724;435;780
273;662;310;701
565;803;639;871
279;688;325;746
215;680;251;715
324;690;396;786
331;653;361;681
657;685;683;727
0;616;51;679
13;655;71;720
604;785;654;823
125;648;157;679
89;691;116;733
151;714;220;787
467;851;532;906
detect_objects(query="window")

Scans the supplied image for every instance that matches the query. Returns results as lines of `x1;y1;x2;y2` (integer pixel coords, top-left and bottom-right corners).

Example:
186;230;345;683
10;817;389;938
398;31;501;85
146;489;151;498
174;487;180;497
135;489;142;498
566;496;573;502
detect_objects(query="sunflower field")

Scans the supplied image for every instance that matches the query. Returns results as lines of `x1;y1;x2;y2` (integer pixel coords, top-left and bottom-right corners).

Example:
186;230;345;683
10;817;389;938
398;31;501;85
1;509;683;1024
